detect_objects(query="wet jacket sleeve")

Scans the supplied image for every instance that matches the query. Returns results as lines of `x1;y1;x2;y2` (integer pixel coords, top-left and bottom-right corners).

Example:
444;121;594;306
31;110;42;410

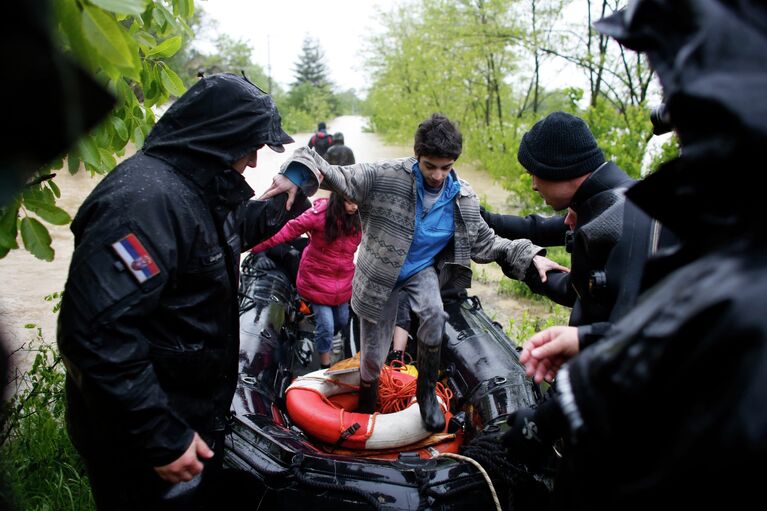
470;213;544;279
283;146;376;205
240;191;311;250
577;322;613;349
481;208;568;247
250;207;317;253
521;265;576;307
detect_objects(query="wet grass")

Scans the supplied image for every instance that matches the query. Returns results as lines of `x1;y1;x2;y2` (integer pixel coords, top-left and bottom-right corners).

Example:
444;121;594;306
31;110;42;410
1;331;94;511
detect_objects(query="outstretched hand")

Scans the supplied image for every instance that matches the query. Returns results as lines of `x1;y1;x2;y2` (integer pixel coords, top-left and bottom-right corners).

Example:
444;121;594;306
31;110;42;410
259;174;298;210
531;255;569;283
154;432;214;483
520;326;580;384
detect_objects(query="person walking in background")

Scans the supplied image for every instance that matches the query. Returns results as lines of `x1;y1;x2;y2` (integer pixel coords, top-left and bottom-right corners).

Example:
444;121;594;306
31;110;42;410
262;113;567;433
250;191;362;369
325;132;356;166
308;121;333;157
57;73;319;510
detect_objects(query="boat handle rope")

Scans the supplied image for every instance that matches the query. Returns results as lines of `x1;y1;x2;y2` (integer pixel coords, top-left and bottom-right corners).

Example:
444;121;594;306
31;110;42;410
437;452;501;511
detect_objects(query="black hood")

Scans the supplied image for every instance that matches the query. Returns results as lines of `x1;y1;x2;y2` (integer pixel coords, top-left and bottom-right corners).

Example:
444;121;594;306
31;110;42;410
143;73;293;185
594;0;767;242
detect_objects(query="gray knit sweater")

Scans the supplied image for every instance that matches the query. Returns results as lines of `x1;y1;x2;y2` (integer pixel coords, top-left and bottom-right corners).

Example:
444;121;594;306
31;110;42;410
281;147;542;322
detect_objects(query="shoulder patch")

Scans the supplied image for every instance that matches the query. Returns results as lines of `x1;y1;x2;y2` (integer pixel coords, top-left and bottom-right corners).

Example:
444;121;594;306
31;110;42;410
111;233;161;283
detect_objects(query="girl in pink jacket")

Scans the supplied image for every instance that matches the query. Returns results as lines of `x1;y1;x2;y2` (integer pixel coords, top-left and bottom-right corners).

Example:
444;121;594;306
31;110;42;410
251;192;361;368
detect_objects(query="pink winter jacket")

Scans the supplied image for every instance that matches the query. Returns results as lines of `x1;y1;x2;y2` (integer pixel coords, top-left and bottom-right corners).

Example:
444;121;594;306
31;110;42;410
250;198;361;306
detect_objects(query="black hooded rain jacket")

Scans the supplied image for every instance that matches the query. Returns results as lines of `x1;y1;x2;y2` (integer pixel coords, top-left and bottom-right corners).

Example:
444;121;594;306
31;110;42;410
57;74;312;467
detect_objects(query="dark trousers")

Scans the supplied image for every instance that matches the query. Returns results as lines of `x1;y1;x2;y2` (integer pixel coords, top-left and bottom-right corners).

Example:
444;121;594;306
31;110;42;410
359;267;447;382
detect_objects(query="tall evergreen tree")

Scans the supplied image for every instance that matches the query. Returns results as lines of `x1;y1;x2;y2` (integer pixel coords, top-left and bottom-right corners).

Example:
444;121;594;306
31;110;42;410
292;36;332;88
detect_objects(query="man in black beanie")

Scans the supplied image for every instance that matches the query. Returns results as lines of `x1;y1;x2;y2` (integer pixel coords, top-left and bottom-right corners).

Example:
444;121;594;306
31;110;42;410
518;111;606;187
487;111;667;363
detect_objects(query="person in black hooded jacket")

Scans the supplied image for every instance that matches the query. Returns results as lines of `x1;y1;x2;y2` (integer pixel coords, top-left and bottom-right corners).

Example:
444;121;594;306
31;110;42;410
57;73;319;510
502;1;767;508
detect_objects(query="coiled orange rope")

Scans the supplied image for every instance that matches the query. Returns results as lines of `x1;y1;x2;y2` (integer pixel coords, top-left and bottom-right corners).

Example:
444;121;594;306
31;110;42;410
378;361;453;415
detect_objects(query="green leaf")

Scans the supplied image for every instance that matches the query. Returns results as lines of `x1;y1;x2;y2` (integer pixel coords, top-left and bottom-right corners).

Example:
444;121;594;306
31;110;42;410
48;157;64;171
89;0;149;16
134;30;157;50
0;202;20;249
24;199;72;226
77;137;100;169
98;148;117;170
81;5;139;80
145;35;182;58
68;154;82;175
133;125;145;147
151;6;167;30
159;65;186;97
110;116;129;142
20;217;54;261
55;0;96;70
176;0;193;18
49;180;61;199
41;186;56;204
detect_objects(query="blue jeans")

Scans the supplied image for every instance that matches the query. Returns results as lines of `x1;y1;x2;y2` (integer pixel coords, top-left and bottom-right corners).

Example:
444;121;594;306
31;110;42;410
311;303;350;353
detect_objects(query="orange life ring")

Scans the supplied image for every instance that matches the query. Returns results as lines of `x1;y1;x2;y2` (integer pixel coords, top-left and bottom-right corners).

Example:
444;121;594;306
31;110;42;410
285;368;445;450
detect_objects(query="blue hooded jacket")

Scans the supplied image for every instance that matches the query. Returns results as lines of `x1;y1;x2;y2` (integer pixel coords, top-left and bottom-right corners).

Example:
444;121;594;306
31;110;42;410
398;161;461;283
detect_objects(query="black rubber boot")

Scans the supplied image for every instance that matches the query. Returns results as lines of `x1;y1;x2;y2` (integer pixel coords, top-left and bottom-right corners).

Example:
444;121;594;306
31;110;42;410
416;340;445;432
357;378;379;414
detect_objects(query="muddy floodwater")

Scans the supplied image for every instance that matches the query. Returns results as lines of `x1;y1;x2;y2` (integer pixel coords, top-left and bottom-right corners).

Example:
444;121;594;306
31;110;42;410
0;115;551;374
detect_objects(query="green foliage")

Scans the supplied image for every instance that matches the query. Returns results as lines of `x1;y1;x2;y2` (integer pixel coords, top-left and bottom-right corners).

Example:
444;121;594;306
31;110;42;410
0;0;196;262
45;291;65;314
586;102;653;180
334;89;363;116
1;335;94;510
177;33;271;90
280;36;366;128
648;134;680;174
281;82;335;133
363;0;656;218
506;306;569;346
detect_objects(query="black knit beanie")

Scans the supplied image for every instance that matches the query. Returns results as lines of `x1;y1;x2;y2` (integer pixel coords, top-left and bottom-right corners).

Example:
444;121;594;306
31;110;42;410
517;112;605;181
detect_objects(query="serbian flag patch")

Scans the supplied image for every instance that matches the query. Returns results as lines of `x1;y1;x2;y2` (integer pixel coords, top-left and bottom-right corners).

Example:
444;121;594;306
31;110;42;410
111;233;161;283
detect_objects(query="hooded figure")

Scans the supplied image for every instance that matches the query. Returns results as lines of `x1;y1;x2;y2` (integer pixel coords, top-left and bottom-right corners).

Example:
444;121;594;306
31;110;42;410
57;73;318;510
501;1;767;509
324;131;356;165
308;121;333;157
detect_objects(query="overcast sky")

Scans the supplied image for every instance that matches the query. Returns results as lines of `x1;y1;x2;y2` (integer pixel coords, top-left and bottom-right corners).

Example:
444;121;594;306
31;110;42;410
200;0;400;93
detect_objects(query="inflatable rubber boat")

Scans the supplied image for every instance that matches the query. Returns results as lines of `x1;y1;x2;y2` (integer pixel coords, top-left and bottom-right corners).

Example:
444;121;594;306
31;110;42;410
224;252;551;510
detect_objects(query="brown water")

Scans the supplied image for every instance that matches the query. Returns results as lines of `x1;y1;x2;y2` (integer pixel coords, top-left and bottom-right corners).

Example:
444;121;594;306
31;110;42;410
0;115;545;373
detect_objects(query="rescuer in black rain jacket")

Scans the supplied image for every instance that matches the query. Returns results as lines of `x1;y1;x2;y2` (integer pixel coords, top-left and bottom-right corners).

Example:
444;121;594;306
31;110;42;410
57;73;319;510
501;1;767;509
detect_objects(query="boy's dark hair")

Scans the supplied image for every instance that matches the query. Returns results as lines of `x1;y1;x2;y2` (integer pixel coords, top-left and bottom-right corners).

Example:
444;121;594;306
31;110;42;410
413;113;462;160
325;191;361;243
